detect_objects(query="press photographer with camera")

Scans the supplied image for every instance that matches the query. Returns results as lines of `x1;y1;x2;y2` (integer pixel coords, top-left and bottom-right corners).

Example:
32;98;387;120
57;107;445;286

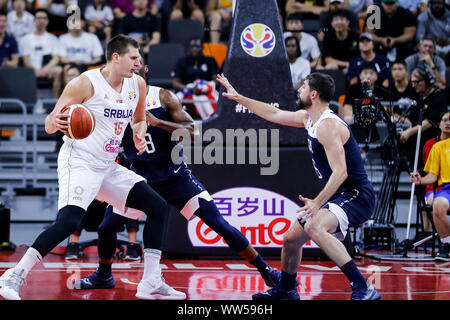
399;66;448;165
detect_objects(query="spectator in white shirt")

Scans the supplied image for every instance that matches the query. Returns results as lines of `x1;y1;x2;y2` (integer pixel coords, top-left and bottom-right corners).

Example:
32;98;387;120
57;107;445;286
7;0;34;41
283;12;321;69
20;8;63;97
57;16;104;68
285;35;311;90
84;0;114;43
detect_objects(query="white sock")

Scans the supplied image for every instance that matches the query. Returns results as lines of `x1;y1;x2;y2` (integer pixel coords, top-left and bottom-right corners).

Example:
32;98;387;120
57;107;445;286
142;248;161;280
14;247;42;279
441;236;450;245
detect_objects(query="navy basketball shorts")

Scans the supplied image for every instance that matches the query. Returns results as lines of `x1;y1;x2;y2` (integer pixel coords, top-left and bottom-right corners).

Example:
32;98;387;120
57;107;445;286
150;168;213;220
299;184;376;241
113;167;213;220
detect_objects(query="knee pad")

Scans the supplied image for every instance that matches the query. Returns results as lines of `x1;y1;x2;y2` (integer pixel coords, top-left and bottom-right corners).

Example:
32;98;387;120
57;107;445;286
98;205;127;235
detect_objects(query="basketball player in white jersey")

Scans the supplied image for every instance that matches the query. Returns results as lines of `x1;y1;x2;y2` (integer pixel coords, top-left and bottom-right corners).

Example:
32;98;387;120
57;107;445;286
0;35;184;300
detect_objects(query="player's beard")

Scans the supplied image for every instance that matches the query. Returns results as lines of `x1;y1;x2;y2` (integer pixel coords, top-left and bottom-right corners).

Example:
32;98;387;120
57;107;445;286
297;95;312;110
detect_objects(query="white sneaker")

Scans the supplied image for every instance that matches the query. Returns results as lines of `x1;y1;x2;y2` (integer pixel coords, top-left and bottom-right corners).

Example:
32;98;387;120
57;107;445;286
0;268;25;300
136;273;186;300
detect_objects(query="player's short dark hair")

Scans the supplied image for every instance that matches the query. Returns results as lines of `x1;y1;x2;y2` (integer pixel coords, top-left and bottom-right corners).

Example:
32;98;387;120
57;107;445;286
305;73;335;103
0;10;7;18
106;34;139;61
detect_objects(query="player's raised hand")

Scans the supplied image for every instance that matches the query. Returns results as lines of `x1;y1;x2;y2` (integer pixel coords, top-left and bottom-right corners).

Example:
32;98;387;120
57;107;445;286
217;73;240;101
133;132;147;156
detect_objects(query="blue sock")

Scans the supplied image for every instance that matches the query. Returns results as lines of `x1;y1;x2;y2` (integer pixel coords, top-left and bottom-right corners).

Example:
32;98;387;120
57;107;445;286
340;260;367;290
280;271;297;291
98;262;112;278
250;254;269;272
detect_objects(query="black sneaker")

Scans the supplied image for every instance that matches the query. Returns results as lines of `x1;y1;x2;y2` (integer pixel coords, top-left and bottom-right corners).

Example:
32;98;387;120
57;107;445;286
66;242;82;260
124;243;142;261
435;243;450;262
260;266;300;287
252;285;300;300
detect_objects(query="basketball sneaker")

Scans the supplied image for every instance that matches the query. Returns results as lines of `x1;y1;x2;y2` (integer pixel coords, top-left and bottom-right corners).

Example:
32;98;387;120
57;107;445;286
66;242;82;260
351;283;381;300
136;273;186;300
435;243;450;262
124;243;142;261
72;269;115;289
0;268;25;300
252;285;300;300
260;267;300;287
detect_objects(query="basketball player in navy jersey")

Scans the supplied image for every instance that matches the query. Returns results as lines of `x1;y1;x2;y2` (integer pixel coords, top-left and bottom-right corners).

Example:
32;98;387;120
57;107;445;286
217;73;381;300
0;35;182;300
72;59;281;296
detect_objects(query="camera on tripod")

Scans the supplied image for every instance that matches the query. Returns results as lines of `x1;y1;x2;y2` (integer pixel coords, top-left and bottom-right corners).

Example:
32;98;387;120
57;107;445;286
353;80;383;127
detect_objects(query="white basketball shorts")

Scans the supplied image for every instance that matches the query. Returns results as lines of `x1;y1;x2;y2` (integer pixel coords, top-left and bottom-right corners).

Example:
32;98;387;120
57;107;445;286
57;142;145;215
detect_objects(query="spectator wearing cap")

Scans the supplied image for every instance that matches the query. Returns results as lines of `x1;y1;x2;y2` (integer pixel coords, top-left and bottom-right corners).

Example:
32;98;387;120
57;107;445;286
283;12;321;69
319;9;359;72
416;0;450;59
318;0;360;37
0;10;19;67
285;0;327;19
344;62;387;125
347;32;391;87
405;37;446;89
364;0;417;62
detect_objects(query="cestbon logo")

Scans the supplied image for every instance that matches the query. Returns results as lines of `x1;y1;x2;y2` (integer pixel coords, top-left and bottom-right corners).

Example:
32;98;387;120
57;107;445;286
103;137;121;153
240;23;276;58
187;187;318;248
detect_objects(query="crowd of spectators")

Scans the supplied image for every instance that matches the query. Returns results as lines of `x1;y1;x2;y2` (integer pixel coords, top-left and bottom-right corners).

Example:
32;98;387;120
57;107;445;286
0;0;448;121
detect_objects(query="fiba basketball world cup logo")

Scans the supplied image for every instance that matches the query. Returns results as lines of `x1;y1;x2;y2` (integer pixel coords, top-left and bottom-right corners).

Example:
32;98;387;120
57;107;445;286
240;23;276;58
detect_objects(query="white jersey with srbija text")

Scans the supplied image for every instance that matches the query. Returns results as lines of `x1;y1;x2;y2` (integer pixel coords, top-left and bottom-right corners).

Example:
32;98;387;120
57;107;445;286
61;68;140;166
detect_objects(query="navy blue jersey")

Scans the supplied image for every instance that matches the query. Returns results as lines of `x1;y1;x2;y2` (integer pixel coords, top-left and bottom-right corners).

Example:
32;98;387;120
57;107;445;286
122;86;185;183
306;109;370;192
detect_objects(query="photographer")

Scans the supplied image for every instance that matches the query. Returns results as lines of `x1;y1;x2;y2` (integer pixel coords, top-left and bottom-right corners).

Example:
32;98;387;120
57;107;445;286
399;66;448;165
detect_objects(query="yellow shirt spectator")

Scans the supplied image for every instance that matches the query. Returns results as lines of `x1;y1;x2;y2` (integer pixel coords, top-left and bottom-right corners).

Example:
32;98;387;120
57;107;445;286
424;138;450;186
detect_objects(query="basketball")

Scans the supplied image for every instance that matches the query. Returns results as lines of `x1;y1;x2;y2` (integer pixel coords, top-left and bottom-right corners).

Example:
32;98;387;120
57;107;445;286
62;104;96;140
